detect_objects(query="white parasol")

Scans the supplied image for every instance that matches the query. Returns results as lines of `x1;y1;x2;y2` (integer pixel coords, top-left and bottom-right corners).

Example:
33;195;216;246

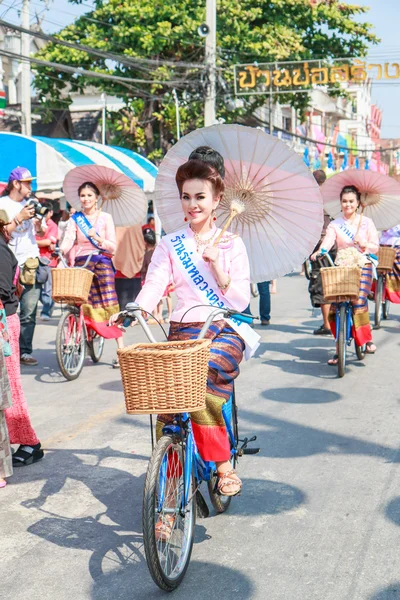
321;169;400;231
154;124;324;282
63;164;148;227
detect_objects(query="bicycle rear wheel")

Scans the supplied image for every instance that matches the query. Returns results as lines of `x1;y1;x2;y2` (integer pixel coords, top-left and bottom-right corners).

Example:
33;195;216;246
374;275;383;329
383;299;390;320
355;340;366;360
337;304;347;378
208;396;238;514
87;331;104;363
143;435;196;591
56;310;86;380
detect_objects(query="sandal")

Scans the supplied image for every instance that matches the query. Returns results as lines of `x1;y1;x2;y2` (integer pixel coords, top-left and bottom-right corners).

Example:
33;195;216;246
328;354;339;366
366;342;376;354
155;514;176;542
217;469;242;497
12;443;44;467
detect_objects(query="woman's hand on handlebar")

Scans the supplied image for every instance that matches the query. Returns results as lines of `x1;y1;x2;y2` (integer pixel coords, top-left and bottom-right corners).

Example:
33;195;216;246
310;251;320;262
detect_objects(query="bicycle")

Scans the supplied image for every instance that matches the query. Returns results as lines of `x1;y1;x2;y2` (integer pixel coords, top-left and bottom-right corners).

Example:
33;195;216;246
53;250;105;380
117;302;259;591
373;268;391;329
319;251;370;378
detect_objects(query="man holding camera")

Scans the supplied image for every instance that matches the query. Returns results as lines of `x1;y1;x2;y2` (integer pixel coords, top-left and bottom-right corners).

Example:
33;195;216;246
0;167;42;366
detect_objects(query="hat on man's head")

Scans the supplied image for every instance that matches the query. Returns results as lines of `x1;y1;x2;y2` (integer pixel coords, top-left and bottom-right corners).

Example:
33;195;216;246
8;167;36;183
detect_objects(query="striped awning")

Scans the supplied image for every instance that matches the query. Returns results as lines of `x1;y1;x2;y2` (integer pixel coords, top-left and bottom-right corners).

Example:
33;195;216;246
0;133;157;192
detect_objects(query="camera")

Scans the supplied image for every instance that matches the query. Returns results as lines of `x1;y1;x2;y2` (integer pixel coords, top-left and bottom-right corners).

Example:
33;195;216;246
27;197;51;219
198;23;210;37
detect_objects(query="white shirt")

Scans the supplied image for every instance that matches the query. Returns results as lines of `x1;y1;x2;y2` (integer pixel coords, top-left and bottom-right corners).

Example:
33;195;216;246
0;196;39;266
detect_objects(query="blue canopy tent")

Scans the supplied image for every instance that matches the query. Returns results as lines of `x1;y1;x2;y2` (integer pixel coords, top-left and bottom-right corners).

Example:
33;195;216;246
0;133;157;193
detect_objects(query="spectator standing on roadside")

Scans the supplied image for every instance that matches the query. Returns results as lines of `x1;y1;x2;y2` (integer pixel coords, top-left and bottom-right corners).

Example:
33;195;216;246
0;208;44;467
0;167;42;366
36;201;58;320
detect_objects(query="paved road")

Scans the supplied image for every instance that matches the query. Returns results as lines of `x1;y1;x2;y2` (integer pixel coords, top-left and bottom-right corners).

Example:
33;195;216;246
1;274;400;600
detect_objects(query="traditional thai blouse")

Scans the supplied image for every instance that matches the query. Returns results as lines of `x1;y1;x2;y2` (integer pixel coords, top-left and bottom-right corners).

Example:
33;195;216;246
60;211;117;259
135;225;251;323
322;215;379;255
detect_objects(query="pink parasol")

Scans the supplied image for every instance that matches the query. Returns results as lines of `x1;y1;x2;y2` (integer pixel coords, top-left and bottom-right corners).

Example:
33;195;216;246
321;169;400;230
63;165;147;227
154;124;324;282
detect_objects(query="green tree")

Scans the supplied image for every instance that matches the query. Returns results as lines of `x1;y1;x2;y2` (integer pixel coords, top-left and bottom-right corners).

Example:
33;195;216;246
33;0;378;158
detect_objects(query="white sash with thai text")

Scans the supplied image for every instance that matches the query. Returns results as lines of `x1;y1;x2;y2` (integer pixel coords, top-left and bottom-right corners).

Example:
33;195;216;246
165;228;260;360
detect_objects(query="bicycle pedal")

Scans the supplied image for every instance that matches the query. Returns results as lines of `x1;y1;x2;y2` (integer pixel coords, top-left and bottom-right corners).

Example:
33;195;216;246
242;447;260;455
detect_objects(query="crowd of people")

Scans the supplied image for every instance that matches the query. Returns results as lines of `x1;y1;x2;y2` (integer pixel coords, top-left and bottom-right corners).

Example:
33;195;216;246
0;152;400;503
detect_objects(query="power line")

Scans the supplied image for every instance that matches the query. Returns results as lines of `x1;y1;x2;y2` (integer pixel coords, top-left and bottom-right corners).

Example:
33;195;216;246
0;18;207;70
0;48;192;88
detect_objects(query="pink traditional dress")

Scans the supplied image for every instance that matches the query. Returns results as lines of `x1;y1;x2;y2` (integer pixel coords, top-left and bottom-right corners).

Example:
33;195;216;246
379;225;400;304
321;214;379;345
135;224;259;462
60;210;122;339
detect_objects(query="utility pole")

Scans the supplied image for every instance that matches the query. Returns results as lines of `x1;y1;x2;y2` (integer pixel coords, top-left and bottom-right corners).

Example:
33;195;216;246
21;0;32;136
101;92;106;144
172;89;180;140
204;0;216;127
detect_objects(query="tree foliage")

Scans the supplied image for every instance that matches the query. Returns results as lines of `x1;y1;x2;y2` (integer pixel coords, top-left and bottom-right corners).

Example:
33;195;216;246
33;0;378;158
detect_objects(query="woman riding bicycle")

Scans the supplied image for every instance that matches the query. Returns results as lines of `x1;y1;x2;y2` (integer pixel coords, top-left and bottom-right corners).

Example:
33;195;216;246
311;184;379;365
379;223;400;303
112;158;254;498
60;182;122;352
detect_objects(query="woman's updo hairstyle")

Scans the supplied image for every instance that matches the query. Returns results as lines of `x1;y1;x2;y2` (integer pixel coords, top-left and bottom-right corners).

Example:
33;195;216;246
340;184;361;206
175;159;225;198
78;181;101;196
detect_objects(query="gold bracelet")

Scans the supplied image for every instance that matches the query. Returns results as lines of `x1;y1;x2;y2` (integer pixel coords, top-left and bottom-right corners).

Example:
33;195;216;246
218;276;231;290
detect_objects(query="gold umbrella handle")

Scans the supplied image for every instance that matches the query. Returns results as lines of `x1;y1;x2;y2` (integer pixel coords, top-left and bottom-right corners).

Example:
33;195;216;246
213;210;238;246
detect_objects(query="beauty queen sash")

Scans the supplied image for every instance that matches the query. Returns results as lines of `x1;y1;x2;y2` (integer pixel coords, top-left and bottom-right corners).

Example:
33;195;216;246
72;212;102;250
165;229;260;360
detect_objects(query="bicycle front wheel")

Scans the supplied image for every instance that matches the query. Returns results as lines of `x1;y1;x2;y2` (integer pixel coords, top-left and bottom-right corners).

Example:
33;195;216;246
56;310;86;380
337;304;347;378
374;275;383;329
143;435;196;592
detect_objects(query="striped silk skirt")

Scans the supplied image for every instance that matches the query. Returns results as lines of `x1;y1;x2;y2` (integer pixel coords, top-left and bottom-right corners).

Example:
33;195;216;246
328;263;373;346
75;254;122;339
384;248;400;303
156;321;245;463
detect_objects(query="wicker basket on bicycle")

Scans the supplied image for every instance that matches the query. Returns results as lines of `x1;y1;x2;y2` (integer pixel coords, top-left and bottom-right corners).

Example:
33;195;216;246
118;339;212;414
52;268;94;304
320;266;361;303
377;246;396;272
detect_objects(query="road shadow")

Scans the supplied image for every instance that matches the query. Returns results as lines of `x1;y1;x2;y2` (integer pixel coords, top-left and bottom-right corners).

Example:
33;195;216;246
369;584;400;599
262;387;341;404
255;337;368;378
234;478;306;517
237;409;400;462
384;496;400;528
90;559;255;599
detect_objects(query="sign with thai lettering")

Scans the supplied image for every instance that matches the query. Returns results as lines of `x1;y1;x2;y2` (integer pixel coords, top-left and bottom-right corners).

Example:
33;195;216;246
234;59;397;96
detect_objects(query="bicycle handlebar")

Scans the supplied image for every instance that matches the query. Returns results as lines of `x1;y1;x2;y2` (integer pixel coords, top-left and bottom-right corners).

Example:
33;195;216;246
116;302;254;344
53;247;99;269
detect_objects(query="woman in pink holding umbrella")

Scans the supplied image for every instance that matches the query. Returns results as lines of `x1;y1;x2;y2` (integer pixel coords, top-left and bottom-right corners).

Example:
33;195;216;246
60;181;123;349
311;184;379;364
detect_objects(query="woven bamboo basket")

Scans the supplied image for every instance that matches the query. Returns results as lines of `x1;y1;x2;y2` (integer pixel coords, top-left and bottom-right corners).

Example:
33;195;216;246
377;246;396;271
118;338;212;414
52;268;94;304
320;266;361;303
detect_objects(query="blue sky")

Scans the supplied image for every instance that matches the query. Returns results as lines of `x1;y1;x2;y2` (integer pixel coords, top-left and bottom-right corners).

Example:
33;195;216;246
1;0;398;138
